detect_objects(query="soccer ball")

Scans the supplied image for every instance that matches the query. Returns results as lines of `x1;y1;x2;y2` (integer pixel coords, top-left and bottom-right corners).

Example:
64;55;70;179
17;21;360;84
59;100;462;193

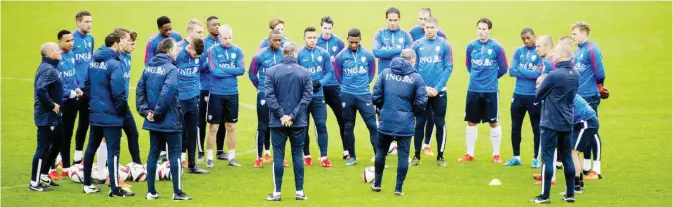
117;164;130;181
159;161;171;180
362;166;375;183
127;163;146;182
91;165;108;180
68;164;84;183
387;142;398;155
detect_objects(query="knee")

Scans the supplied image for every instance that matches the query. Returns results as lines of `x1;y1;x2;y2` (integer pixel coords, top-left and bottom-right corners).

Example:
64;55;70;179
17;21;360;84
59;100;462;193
489;122;499;128
434;118;445;126
225;123;236;131
467;122;478;127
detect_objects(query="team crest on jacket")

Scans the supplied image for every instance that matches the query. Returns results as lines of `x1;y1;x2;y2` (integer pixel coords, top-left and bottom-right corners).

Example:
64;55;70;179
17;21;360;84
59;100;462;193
261;100;266;106
317;56;323;62
531;55;537;61
71;58;75;64
487;49;493;55
398;38;404;43
435;46;440;52
231;53;237;59
361;57;366;63
195;58;200;64
332;46;337;52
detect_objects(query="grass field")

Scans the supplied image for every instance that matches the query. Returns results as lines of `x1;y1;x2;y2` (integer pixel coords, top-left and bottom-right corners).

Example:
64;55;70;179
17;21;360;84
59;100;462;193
1;1;671;206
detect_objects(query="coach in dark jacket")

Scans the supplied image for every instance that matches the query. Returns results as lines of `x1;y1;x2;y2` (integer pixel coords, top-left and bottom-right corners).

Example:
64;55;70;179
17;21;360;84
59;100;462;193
263;42;313;202
30;42;64;192
136;38;192;201
81;32;134;197
531;43;579;204
371;51;427;196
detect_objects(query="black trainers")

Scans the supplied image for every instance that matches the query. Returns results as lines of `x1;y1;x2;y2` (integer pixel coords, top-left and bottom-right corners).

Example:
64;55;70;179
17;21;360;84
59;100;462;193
188;166;210;174
295;193;308;200
28;184;52;192
173;192;193;201
216;152;228;160
109;188;135;197
562;195;575;203
529;195;551;204
265;193;281;201
371;184;381;192
40;178;58;187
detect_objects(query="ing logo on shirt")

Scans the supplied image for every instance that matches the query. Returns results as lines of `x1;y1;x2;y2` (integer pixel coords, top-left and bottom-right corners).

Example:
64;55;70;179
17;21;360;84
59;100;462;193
471;59;493;67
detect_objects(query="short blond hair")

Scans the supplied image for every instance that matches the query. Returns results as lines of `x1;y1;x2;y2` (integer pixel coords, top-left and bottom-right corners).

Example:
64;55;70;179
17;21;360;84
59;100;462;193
571;21;591;35
537;35;553;48
269;17;284;30
187;18;203;32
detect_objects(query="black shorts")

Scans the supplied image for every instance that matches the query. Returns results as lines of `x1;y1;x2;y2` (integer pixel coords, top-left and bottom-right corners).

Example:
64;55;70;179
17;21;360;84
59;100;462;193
464;91;499;123
572;121;597;152
207;94;239;124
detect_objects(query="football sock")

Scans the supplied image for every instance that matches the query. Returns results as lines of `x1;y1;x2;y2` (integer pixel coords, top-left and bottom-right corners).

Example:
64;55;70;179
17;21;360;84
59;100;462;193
466;126;478;156
490;125;502;155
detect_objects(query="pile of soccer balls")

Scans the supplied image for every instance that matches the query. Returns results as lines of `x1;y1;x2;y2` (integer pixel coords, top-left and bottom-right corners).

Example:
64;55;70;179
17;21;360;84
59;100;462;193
67;161;182;183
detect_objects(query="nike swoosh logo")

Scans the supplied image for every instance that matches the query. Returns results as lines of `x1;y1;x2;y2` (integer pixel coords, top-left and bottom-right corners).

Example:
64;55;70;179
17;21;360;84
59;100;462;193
366;103;372;106
533;102;539;106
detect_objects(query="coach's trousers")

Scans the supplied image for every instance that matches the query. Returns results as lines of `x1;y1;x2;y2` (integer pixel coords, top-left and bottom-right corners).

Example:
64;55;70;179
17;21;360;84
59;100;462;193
32;124;63;183
539;127;575;199
83;126;122;192
74;98;90;152
374;134;411;193
147;131;183;194
271;127;307;193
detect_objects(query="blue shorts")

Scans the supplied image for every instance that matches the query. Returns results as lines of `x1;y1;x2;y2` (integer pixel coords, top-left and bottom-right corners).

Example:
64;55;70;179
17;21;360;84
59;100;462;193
464;91;499;123
572;118;598;152
207;94;239;124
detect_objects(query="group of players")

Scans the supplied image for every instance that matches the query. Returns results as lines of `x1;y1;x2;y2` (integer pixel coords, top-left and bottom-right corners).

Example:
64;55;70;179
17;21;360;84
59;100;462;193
29;6;608;203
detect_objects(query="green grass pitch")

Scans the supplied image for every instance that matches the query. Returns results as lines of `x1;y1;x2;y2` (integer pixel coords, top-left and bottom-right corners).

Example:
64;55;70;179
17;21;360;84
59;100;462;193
1;1;671;206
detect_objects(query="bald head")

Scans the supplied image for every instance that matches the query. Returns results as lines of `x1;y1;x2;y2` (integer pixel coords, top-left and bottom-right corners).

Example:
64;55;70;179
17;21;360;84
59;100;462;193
535;35;553;58
41;42;62;60
219;24;232;37
553;42;573;62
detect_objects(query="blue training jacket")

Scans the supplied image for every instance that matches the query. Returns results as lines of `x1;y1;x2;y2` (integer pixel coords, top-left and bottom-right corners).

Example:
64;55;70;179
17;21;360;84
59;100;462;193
372;28;413;73
409;25;447;41
465;38;508;93
264;56;313;128
297;46;333;96
119;52;132;99
144;32;183;66
200;35;221;91
573;94;598;128
249;47;283;93
372;57;428;137
208;43;245;95
573;40;606;97
316;34;345;86
72;30;94;89
136;54;182;133
85;46;127;127
411;36;454;91
509;45;543;96
58;50;79;100
536;61;579;132
34;57;64;127
334;45;377;95
175;44;204;100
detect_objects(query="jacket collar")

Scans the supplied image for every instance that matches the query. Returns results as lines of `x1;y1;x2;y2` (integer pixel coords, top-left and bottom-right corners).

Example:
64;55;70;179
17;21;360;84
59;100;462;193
42;57;60;65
